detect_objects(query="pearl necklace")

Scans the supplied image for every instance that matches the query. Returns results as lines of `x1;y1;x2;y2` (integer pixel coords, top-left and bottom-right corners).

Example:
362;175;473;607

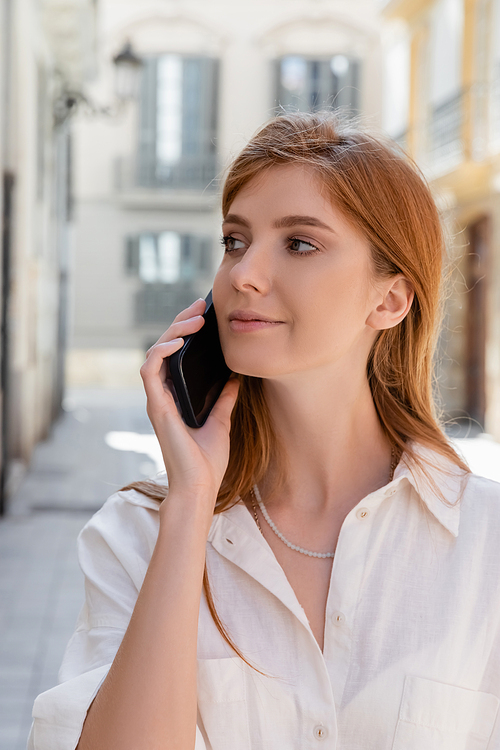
250;445;399;559
251;483;334;558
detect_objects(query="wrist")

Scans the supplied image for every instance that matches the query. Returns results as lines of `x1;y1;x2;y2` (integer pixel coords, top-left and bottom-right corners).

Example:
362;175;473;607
159;487;217;533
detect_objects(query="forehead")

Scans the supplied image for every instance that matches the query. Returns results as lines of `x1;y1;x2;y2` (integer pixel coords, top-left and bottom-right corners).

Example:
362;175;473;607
226;164;333;219
225;163;363;239
229;163;323;202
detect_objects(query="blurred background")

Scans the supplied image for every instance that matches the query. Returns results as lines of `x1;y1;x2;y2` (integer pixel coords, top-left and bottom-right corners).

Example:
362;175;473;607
1;0;500;746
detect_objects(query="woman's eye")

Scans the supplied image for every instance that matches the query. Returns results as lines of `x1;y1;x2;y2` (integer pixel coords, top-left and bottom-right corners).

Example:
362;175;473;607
288;238;319;255
221;235;246;253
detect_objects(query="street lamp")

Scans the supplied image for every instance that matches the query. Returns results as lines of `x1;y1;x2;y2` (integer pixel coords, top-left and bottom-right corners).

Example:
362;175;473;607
53;40;143;125
113;41;143;101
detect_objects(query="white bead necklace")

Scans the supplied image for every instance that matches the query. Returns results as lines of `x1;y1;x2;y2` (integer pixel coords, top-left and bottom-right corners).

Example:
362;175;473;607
250;446;399;559
251;483;335;559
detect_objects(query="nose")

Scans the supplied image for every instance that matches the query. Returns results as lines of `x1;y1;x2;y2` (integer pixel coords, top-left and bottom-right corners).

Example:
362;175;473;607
228;242;272;294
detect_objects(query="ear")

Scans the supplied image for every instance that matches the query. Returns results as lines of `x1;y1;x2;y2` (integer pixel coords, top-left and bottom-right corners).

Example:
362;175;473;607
366;275;414;331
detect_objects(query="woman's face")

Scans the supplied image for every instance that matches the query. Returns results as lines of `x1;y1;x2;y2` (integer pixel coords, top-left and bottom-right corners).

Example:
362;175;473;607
213;163;388;380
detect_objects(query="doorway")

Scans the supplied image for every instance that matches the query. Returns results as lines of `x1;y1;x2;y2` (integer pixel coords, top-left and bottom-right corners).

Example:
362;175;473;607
465;215;489;430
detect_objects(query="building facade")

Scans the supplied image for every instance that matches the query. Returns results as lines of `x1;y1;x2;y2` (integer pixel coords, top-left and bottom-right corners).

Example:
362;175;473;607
382;0;500;440
0;0;97;512
68;0;384;387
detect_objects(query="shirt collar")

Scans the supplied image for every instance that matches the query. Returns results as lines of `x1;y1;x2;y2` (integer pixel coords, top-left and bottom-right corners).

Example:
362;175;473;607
122;446;468;539
391;441;469;538
208;500;313;632
210;442;468;539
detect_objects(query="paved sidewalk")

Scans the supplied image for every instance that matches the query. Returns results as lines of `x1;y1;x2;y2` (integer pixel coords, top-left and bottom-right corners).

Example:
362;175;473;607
0;388;161;750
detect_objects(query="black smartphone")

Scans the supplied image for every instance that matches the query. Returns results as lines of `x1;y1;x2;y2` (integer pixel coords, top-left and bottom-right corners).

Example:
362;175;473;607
168;291;232;428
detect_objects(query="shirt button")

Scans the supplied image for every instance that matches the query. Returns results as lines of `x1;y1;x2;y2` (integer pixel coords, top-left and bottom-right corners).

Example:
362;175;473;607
386;488;397;497
356;507;370;519
332;611;345;625
313;725;328;740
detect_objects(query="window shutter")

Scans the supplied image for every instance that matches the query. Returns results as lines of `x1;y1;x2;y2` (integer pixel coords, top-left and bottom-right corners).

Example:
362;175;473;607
125;236;140;275
199;237;212;272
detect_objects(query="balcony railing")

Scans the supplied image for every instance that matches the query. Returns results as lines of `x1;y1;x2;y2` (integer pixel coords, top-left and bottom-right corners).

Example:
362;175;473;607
135;281;203;326
429;92;463;165
390;82;500;168
115;154;218;192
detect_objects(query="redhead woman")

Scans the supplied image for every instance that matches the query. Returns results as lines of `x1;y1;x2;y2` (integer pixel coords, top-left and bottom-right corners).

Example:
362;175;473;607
29;113;500;750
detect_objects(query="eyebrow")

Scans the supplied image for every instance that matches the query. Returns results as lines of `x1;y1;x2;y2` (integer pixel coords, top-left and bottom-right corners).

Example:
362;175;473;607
223;213;336;233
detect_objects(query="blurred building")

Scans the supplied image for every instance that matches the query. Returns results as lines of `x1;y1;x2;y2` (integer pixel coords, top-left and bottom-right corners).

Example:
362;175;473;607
382;0;500;439
0;0;97;512
68;0;383;387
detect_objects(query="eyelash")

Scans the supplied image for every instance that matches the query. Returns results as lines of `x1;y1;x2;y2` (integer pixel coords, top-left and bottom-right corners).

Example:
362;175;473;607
220;235;320;256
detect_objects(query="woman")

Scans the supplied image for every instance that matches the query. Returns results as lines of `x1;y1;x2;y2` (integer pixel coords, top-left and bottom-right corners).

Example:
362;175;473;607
29;112;500;750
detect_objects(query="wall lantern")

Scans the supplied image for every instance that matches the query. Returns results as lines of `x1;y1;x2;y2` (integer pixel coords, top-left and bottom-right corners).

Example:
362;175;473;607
53;40;143;126
113;41;143;101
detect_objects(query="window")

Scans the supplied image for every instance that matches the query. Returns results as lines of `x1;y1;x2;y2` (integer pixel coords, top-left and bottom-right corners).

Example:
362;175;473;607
125;232;212;324
275;55;360;114
428;0;464;163
138;55;218;190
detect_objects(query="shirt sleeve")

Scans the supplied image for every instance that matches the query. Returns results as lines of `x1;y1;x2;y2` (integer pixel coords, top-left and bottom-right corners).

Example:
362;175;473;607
27;489;208;750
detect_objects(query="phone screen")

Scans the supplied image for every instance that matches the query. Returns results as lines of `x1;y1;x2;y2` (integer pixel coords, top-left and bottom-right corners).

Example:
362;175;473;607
169;292;232;427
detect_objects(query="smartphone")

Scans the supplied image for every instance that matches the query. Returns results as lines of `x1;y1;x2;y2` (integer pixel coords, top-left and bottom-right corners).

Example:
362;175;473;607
168;290;232;428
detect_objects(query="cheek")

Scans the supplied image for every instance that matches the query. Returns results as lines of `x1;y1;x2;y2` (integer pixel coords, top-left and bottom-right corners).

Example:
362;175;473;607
286;269;366;322
284;271;374;353
212;265;229;308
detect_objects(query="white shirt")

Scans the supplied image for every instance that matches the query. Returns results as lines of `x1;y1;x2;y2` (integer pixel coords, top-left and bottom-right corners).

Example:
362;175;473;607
28;443;500;750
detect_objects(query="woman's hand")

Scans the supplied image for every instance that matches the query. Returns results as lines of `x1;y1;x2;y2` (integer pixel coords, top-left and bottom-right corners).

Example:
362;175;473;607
140;298;239;510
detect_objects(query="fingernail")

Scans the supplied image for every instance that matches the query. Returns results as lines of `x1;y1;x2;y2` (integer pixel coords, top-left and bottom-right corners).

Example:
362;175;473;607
186;315;203;322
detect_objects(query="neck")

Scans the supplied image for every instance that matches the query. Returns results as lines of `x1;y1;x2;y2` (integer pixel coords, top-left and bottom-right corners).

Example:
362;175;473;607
261;365;394;514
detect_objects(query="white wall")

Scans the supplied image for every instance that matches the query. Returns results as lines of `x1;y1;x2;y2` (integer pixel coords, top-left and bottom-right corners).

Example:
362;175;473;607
0;0;97;481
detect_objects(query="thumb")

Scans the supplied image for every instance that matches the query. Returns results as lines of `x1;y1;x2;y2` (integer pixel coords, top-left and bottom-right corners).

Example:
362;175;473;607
209;377;240;427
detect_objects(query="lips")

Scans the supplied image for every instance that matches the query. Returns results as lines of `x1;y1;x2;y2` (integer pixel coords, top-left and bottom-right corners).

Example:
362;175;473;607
228;310;284;332
229;310;282;323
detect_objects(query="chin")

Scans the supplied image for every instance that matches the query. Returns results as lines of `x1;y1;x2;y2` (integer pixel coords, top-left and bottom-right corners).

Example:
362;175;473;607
223;350;284;379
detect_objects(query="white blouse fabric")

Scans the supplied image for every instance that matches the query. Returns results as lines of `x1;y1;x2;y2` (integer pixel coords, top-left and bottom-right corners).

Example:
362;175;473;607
28;444;500;750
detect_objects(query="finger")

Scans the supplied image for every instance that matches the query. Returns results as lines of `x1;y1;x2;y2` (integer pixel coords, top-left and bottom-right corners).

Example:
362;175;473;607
162;314;205;343
146;298;205;352
141;339;183;376
207;378;240;427
172;297;206;323
146;315;204;358
141;339;184;408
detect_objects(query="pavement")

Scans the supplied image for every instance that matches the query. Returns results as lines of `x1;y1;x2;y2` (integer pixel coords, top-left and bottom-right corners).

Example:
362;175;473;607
1;388;500;750
0;387;160;750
